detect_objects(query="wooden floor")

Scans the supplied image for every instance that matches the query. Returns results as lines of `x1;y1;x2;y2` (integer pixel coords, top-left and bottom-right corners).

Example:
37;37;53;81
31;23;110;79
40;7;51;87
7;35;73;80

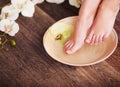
0;0;120;87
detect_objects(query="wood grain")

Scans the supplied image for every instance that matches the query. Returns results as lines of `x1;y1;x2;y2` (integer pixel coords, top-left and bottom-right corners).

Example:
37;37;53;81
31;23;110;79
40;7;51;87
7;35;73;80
0;0;120;87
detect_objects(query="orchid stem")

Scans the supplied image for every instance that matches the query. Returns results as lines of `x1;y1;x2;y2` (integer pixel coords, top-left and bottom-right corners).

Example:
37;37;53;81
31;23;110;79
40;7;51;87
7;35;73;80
0;7;2;9
1;37;8;49
0;33;6;36
0;33;8;49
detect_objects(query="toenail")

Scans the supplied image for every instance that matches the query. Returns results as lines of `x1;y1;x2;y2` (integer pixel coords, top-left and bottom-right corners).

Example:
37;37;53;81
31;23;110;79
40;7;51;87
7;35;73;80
66;50;71;54
95;43;98;45
90;43;93;45
86;39;90;43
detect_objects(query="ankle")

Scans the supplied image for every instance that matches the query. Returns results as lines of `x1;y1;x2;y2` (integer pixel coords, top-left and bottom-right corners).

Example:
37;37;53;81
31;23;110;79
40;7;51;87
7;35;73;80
99;0;120;13
79;0;101;15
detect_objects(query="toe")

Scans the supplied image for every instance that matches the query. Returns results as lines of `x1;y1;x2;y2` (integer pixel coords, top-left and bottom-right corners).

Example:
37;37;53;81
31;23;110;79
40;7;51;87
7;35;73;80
102;34;109;41
66;42;73;50
64;40;70;47
66;46;77;54
66;42;83;54
90;34;96;45
85;31;94;43
94;35;99;45
64;41;72;50
98;35;103;44
66;49;74;54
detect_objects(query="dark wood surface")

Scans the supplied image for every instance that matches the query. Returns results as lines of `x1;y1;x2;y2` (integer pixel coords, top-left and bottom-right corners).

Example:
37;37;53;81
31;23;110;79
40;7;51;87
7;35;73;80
0;0;120;87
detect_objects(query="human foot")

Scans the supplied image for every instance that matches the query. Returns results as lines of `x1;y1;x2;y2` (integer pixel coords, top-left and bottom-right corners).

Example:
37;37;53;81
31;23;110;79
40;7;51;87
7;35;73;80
64;0;101;54
64;21;88;54
85;0;120;45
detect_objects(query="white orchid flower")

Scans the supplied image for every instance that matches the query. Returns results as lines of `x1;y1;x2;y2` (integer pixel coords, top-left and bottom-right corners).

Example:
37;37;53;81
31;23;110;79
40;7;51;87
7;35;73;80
0;5;19;21
31;0;44;5
46;0;65;4
0;19;19;36
69;0;82;8
11;0;35;17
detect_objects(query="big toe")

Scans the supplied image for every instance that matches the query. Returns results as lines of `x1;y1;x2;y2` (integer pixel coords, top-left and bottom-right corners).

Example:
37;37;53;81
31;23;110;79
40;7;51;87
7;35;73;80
66;46;78;54
102;34;109;41
66;43;83;54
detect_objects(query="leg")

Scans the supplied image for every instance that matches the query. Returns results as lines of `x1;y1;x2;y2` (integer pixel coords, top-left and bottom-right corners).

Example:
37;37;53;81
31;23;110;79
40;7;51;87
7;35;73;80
85;0;120;45
64;0;101;54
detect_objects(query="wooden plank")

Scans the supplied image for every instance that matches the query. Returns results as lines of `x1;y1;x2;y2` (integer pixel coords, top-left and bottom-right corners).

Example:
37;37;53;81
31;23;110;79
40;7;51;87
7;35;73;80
38;1;79;21
0;0;10;7
0;6;73;87
0;0;120;87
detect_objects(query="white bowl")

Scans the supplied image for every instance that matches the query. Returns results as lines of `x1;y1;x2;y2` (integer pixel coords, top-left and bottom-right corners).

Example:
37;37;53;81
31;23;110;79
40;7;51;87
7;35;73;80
43;16;118;66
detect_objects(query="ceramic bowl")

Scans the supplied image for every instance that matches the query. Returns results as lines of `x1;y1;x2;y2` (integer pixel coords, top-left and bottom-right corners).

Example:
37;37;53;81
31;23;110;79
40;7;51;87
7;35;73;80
43;16;118;66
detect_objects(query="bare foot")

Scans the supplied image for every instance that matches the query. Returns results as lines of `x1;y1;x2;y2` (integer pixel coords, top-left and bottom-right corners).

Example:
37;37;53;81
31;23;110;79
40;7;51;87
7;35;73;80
85;0;120;45
64;0;101;54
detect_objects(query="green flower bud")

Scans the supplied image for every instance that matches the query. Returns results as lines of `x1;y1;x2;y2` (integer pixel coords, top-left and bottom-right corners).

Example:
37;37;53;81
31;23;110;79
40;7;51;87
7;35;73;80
10;40;16;46
0;41;2;45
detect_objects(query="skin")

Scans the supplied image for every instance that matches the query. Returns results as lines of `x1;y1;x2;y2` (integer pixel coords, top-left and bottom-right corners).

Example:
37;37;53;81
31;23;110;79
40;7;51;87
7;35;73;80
64;0;120;54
